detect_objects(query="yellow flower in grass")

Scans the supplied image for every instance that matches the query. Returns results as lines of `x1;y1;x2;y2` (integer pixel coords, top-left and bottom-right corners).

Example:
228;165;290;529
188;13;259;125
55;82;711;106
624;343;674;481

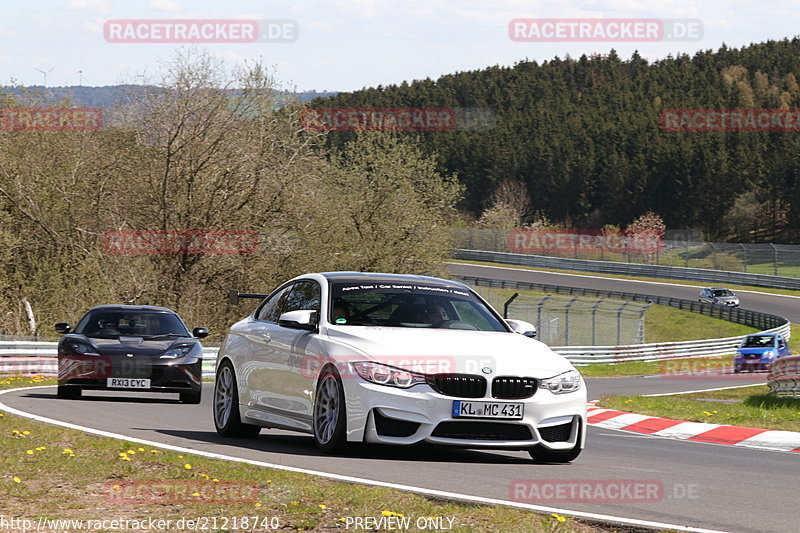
22;431;30;435
183;464;192;470
254;502;262;508
703;411;713;416
318;504;327;510
36;446;46;451
290;501;299;506
12;477;21;483
551;513;566;523
25;450;34;455
112;485;121;491
200;474;210;480
212;478;219;483
192;492;201;497
121;456;131;462
381;511;403;517
62;449;73;455
137;448;145;452
126;450;136;455
150;450;159;454
118;453;128;458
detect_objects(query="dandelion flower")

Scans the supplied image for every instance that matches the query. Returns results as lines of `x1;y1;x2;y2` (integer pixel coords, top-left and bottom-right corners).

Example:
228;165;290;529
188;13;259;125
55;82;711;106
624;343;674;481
63;449;73;454
12;477;21;483
381;511;403;517
183;464;192;470
122;456;131;462
291;501;299;506
112;485;121;491
126;450;136;455
201;474;210;480
212;478;219;483
318;504;327;509
22;431;30;435
137;448;145;452
25;450;34;455
254;502;262;508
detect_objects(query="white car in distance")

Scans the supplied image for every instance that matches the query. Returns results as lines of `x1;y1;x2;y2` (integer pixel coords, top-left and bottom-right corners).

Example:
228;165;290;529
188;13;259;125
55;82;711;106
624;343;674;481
213;272;586;463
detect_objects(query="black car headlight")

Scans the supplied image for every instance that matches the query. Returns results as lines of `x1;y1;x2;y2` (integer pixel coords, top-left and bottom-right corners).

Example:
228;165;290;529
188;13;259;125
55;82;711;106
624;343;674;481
66;341;100;356
352;362;427;388
539;370;582;394
160;344;194;359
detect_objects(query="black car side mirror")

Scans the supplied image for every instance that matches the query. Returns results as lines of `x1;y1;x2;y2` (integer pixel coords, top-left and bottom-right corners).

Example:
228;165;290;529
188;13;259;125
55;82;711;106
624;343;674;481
55;323;71;334
192;327;209;339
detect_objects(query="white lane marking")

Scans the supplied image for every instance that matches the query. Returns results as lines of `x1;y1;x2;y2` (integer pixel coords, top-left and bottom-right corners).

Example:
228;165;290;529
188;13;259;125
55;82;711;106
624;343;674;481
644;384;764;397
447;262;800;300
652;422;722;440
0;386;729;533
591;413;650;430
737;431;800;452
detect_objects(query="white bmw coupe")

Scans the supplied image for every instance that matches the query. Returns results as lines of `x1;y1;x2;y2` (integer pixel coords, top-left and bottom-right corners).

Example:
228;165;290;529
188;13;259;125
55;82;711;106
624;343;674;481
213;272;587;462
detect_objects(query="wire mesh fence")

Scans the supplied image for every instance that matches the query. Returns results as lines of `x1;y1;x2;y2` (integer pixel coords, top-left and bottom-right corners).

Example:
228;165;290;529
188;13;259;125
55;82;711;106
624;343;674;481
453;228;800;278
469;285;649;346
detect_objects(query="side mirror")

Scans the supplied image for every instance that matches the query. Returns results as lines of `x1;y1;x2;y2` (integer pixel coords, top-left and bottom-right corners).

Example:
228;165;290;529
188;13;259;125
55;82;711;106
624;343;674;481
506;319;536;338
279;310;318;331
55;323;71;334
192;327;209;339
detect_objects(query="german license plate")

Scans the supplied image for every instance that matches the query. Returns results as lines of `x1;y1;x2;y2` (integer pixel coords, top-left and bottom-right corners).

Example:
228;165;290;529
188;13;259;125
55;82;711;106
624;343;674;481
107;378;150;389
452;400;523;419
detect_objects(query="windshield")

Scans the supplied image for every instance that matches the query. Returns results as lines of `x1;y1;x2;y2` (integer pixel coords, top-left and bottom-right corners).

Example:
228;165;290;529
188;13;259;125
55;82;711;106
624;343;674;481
329;281;507;332
741;335;775;348
711;289;734;297
73;310;190;339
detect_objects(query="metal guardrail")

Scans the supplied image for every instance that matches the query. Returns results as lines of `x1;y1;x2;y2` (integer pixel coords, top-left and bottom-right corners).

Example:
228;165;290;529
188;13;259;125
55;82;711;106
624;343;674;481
458;274;791;364
768;355;800;396
0;275;791;370
453;249;800;291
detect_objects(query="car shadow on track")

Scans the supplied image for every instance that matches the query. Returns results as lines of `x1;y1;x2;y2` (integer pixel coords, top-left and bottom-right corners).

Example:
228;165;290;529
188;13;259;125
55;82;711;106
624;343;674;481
24;392;182;404
151;428;535;465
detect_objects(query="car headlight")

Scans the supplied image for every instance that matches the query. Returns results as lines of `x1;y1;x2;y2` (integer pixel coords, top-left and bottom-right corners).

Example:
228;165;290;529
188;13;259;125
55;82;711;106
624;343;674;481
351;362;427;388
67;341;99;356
539;370;582;394
160;345;194;359
763;351;775;358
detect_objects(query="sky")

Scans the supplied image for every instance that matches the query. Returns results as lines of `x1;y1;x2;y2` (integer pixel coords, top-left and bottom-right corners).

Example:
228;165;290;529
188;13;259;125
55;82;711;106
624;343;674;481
1;0;799;93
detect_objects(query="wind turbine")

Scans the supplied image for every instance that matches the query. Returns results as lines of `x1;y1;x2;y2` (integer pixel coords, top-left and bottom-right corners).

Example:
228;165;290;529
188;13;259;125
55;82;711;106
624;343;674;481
33;67;55;87
71;69;83;86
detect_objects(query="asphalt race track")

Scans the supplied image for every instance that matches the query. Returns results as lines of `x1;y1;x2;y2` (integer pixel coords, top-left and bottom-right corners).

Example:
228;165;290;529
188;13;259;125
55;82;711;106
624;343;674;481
3;265;799;533
446;262;800;324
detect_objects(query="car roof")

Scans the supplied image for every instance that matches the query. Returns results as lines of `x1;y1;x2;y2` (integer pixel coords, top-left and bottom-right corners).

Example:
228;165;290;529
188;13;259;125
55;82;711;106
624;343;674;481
86;304;178;314
318;271;470;290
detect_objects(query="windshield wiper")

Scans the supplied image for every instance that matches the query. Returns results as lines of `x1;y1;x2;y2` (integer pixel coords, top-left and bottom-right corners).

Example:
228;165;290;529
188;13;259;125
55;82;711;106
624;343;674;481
142;333;188;340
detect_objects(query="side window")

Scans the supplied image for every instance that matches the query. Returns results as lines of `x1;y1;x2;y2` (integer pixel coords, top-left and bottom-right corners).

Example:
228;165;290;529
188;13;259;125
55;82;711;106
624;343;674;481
282;281;321;314
256;285;292;322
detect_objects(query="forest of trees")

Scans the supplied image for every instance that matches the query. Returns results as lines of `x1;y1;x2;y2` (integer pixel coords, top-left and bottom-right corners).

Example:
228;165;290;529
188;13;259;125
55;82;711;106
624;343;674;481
312;38;800;242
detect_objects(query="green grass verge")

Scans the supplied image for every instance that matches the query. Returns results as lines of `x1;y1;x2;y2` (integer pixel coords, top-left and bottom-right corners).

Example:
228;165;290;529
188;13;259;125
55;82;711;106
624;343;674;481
451;258;800;298
597;385;800;432
0;377;656;533
576;356;734;377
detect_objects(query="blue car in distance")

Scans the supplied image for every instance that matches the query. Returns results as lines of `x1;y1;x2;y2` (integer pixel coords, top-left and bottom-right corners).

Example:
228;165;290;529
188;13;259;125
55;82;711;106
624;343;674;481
734;333;792;373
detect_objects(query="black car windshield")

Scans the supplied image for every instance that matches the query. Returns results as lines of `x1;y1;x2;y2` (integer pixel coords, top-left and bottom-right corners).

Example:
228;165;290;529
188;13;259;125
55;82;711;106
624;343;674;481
742;335;775;348
73;310;190;339
329;281;507;331
711;289;734;297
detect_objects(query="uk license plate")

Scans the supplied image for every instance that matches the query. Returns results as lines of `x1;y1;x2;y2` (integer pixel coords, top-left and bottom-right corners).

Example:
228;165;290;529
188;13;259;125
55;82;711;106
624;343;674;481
107;378;150;389
452;400;523;419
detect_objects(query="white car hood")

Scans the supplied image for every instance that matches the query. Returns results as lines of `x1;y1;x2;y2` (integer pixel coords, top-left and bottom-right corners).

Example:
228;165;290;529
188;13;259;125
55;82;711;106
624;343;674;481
325;326;575;378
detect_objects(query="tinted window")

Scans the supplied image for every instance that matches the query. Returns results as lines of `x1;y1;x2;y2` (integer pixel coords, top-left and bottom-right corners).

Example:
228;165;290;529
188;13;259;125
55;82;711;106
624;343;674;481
283;280;321;314
256;285;292;322
329;280;506;331
74;310;189;338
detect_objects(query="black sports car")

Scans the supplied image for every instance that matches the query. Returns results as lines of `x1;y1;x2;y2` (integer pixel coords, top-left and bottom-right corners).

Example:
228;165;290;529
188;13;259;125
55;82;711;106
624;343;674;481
55;305;208;403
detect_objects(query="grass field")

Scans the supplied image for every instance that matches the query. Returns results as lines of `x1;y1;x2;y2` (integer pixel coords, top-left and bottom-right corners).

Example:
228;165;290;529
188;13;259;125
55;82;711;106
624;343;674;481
0;377;657;533
597;385;800;432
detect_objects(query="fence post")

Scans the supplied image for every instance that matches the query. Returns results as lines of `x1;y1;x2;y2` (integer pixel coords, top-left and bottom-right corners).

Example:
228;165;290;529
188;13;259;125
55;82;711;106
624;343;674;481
565;297;579;345
772;243;779;276
537;295;551;338
503;293;519;319
740;243;747;273
617;301;632;345
638;303;652;343
591;300;603;345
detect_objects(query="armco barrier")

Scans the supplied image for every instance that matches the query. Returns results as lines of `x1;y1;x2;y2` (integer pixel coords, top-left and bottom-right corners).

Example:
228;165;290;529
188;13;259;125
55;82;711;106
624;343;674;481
453;249;800;291
458;274;791;363
768;355;800;396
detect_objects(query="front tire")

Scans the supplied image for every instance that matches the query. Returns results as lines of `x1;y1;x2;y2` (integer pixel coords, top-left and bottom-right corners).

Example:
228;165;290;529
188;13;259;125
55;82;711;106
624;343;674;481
213;360;260;438
313;368;347;453
180;390;202;404
57;386;81;399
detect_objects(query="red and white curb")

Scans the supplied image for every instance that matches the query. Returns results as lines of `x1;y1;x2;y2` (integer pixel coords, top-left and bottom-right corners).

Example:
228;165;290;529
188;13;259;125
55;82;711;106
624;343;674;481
586;401;800;453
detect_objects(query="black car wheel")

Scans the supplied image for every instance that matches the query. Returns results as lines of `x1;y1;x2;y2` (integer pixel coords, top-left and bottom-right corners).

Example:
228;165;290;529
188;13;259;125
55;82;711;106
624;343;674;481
213;360;260;438
180;390;201;404
313;368;347;453
56;386;81;400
